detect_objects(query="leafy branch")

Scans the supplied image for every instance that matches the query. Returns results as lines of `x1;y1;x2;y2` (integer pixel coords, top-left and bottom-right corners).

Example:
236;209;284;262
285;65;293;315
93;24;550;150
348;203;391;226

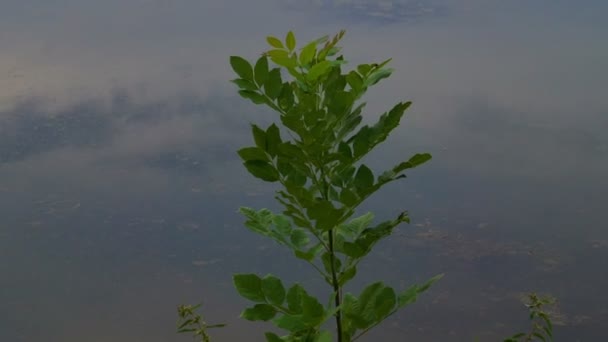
504;294;556;342
228;30;441;342
177;304;226;342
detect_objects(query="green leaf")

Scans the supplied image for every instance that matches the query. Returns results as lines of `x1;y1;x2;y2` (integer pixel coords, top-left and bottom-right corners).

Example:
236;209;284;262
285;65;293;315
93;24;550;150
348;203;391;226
392;153;432;174
398;274;443;308
273;314;308;332
364;68;393;87
264;332;285;342
237;147;270;162
338;265;357;286
262;275;286;306
239;207;272;235
300;292;325;326
307;61;332;81
300;42;317;66
315;331;332;342
271;214;292;238
346;71;363;92
339;188;358;207
266;49;289;59
357;64;372;76
307;200;343;231
338;141;353;160
286;31;296;51
286;284;305;314
354;164;374;190
244;160;280;182
230;56;254;81
374;58;393;69
265;69;283;100
290;229;309;248
271;55;297;68
264;332;283;342
266;36;284;49
238;90;266;104
231;78;258;91
278;83;294;110
342;282;398;331
294;244;323;262
349;101;411;159
241;304;277;321
339;212;374;239
251;124;267;150
342;213;409;259
321;252;341;275
254;56;269;86
266;124;282;157
418;273;444;292
233;274;265;302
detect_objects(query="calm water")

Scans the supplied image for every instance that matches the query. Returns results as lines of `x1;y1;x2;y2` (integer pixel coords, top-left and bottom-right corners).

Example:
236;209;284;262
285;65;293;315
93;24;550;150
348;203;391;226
1;1;607;341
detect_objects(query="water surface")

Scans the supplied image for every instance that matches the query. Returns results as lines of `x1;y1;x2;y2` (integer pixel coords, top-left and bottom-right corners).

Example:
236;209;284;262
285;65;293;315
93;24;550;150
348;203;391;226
1;1;607;341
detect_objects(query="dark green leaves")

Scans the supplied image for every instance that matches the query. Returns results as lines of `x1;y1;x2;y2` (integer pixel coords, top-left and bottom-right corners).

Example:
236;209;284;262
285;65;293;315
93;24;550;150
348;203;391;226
354;164;374;190
262;275;286;306
265;69;283;99
255;56;269;86
238;90;266;104
339;212;409;260
237;147;269;162
231;78;258;91
266;124;282;157
349;101;412;160
378;153;432;183
283;284;325;326
244;160;279;182
265;332;283;342
239;207;315;258
230;56;254;81
392;153;432;173
306;200;344;231
342;282;397;331
234;274;265;302
234;274;288;322
341;275;442;338
240;126;279;182
241;304;277;321
358;282;397;323
228;31;440;342
252;124;267;150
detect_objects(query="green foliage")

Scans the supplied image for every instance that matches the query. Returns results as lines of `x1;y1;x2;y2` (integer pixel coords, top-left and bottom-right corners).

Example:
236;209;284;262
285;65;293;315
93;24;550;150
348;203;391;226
228;30;441;341
177;304;226;342
504;294;556;342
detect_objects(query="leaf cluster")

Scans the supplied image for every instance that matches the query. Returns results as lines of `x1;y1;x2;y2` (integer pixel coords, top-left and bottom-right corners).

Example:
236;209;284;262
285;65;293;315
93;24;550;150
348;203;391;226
504;294;556;342
177;304;226;342
229;30;441;341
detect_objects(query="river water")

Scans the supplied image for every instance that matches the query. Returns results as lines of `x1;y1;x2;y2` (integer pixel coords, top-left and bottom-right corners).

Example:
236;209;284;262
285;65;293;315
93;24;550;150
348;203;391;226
1;1;607;341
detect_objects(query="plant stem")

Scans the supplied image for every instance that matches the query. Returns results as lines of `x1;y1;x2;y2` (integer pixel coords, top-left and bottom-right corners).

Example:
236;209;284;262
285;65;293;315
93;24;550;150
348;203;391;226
318;164;343;342
328;229;343;342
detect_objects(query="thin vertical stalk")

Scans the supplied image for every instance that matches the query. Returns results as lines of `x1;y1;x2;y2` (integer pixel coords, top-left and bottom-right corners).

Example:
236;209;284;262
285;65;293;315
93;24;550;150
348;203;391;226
328;229;343;342
319;164;343;342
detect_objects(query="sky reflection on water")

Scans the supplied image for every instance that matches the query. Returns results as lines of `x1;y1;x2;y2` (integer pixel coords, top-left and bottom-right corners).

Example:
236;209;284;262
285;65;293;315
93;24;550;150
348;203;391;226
1;1;607;341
